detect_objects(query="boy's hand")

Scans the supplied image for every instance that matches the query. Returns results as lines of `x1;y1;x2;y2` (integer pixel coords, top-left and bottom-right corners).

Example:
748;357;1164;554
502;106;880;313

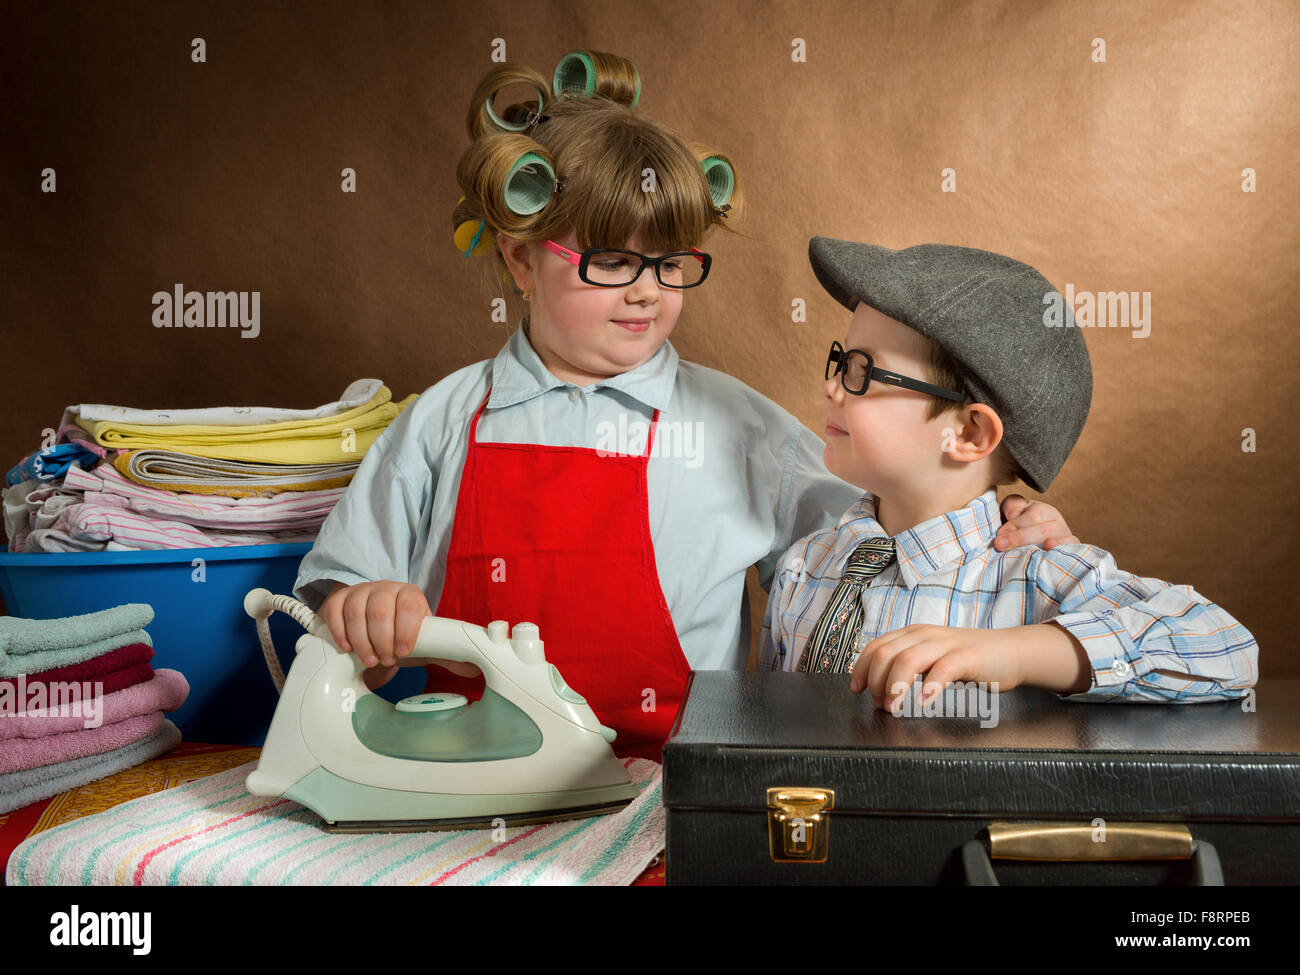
995;495;1079;551
849;624;1025;709
848;622;1091;708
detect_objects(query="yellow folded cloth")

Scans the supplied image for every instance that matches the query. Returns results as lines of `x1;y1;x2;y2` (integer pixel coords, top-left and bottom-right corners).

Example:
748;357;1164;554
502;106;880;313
79;387;418;465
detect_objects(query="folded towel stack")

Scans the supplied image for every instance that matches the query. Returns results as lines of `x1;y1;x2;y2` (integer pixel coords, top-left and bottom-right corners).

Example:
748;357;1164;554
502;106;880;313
0;603;188;813
2;379;418;552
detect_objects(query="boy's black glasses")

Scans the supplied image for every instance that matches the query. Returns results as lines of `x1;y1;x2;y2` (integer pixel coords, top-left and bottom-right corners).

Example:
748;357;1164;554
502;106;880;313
826;341;966;402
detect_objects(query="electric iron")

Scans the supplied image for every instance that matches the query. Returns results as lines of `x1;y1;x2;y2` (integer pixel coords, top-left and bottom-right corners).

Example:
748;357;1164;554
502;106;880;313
243;588;639;832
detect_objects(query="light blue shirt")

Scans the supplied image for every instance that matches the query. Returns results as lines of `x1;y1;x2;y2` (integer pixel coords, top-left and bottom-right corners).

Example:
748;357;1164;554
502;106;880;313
294;323;862;670
760;488;1259;702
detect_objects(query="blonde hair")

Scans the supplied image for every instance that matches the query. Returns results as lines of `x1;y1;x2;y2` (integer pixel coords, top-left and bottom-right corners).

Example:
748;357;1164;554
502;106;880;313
922;338;1025;488
452;53;745;303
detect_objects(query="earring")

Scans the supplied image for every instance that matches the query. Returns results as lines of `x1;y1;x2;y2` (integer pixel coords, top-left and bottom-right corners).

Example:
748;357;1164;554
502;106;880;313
521;290;532;301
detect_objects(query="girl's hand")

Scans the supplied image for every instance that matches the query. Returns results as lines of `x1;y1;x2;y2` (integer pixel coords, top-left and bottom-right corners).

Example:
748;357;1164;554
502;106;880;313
995;496;1079;551
318;581;479;681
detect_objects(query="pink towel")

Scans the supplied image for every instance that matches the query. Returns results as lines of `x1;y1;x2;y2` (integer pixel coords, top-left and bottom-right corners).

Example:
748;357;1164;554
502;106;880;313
0;711;165;774
0;668;188;740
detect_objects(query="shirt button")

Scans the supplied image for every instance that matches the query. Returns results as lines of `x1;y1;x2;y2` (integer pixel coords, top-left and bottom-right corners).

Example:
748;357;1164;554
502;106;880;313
1112;658;1132;677
568;388;580;402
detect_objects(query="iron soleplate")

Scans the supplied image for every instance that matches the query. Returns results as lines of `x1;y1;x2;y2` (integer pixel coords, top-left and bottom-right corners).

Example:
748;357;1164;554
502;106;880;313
317;795;635;834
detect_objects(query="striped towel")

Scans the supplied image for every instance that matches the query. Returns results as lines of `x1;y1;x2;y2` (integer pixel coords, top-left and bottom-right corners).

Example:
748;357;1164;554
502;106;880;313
6;758;664;886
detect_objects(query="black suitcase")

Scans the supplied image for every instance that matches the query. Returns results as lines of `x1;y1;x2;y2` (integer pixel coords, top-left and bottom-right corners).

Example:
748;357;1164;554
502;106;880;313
662;672;1300;884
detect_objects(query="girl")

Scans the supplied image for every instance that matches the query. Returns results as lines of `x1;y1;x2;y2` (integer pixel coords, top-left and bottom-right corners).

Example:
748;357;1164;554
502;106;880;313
295;51;1077;760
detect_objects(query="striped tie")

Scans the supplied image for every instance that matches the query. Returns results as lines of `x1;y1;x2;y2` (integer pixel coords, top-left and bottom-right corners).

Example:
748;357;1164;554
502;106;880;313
796;537;897;674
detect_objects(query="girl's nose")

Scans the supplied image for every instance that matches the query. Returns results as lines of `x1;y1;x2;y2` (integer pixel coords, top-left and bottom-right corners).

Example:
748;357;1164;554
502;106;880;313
626;266;662;301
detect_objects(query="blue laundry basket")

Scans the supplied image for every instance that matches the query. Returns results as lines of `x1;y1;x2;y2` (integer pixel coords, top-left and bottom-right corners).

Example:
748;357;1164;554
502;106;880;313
0;545;426;746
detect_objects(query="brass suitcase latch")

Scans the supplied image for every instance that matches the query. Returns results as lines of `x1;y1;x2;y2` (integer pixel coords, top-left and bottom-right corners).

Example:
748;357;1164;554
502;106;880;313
767;787;834;862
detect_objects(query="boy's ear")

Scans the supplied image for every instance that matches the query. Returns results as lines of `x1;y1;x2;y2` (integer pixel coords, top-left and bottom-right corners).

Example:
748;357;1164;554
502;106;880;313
944;403;1004;462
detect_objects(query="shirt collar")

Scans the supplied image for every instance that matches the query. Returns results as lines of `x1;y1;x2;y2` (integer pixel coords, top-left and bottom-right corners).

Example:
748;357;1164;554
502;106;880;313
488;320;679;412
836;488;1001;588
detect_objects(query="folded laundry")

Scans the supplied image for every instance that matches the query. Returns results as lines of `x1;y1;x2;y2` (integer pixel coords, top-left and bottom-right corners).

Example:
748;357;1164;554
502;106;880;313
5;443;102;488
0;668;188;740
3;477;82;551
1;631;155;681
2;478;37;550
54;423;109;459
0;710;166;774
0;719;181;815
0;633;155;678
0;603;153;660
111;449;359;497
68;383;418;465
11;527;140;554
4;380;413;555
45;498;321;551
65;463;342;530
5;460;338;551
66;378;387;427
51;662;155;698
0;643;155;695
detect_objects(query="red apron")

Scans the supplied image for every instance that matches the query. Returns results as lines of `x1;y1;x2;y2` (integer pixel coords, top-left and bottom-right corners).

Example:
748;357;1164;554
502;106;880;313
426;388;691;762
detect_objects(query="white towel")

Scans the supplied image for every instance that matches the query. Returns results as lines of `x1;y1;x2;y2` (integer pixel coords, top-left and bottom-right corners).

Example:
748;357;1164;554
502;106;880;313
62;379;385;427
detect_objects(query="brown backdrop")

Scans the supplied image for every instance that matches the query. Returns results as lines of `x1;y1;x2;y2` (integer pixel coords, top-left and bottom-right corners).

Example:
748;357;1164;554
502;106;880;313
3;0;1296;675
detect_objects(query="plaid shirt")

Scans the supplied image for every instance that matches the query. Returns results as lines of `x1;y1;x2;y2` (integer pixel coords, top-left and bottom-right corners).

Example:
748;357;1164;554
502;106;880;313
759;489;1258;702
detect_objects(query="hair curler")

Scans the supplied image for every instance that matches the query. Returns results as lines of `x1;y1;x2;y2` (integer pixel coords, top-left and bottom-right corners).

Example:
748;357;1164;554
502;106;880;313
689;144;736;210
701;156;734;209
552;50;641;107
469;64;554;138
484;85;547;132
453;196;494;257
504;152;558;215
461;135;561;229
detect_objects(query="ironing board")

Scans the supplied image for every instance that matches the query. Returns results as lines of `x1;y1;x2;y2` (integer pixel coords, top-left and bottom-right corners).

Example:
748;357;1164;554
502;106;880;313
1;742;666;886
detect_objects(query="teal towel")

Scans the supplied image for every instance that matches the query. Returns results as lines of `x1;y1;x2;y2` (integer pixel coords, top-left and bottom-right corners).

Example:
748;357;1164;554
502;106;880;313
0;629;154;678
0;604;154;675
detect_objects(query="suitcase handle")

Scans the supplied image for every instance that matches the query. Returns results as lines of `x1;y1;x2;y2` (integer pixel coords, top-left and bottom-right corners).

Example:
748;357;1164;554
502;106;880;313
961;821;1224;885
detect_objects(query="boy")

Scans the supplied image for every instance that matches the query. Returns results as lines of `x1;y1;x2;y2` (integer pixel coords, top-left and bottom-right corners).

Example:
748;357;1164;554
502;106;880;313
760;238;1257;711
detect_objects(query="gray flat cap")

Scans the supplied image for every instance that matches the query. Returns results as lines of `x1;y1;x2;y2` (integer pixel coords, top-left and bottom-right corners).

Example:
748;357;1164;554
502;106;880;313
808;237;1092;493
